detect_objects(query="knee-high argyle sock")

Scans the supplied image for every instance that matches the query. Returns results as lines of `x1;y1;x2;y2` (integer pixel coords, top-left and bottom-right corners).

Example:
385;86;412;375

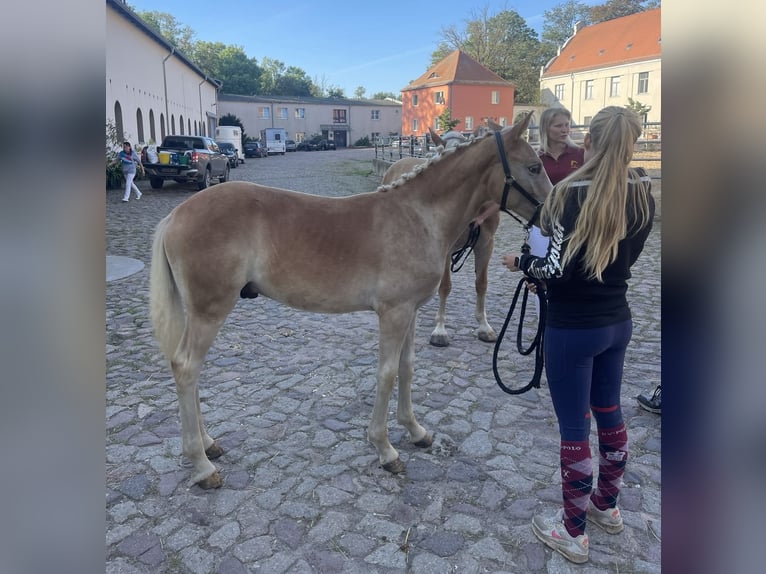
591;424;628;510
560;440;592;537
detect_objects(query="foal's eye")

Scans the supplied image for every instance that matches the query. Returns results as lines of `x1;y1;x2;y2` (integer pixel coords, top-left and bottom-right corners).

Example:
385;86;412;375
528;163;542;175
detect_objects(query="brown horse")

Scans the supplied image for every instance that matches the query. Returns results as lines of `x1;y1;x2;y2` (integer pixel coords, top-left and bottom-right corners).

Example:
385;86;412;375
382;127;500;347
149;113;550;488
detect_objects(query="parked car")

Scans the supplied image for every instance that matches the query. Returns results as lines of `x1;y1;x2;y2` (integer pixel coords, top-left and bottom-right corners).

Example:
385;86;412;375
296;139;318;151
142;135;229;190
217;142;239;168
285;139;297;152
317;139;336;150
244;141;266;158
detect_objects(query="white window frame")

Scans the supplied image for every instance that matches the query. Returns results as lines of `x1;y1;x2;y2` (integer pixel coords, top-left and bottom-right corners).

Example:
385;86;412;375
584;79;594;100
554;83;565;101
609;76;620;97
295;108;305;119
637;71;649;94
465;116;473;130
259;107;270;119
434;91;445;104
491;90;500;104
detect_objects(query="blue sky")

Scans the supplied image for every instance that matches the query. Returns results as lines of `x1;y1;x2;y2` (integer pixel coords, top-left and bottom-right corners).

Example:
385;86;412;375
126;0;599;97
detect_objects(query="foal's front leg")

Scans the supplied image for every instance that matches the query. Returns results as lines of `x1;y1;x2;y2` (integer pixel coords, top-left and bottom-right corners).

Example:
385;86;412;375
397;313;432;449
369;308;427;473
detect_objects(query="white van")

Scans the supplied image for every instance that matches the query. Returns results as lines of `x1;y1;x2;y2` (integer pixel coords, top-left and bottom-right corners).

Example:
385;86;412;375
260;128;287;155
214;125;244;164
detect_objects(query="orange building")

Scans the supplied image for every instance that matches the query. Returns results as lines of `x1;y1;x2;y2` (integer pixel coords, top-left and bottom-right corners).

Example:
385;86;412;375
401;50;516;137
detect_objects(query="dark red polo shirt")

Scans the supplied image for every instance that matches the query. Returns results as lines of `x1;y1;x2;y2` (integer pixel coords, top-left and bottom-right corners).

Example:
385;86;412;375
539;145;585;184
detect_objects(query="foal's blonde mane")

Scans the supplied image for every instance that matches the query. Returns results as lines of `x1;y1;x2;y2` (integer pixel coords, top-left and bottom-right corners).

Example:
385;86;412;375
376;131;496;192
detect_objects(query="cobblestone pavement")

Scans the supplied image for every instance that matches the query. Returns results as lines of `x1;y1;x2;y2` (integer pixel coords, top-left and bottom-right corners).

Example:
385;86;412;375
107;148;661;573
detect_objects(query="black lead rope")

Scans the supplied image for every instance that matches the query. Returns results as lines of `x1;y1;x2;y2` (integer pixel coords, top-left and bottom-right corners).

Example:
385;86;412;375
450;222;481;272
492;275;547;395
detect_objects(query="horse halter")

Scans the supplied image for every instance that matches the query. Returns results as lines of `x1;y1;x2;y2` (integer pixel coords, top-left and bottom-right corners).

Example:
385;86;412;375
493;131;543;228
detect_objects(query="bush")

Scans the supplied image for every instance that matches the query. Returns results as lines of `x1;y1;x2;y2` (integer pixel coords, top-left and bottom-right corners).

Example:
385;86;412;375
106;120;124;189
353;136;371;147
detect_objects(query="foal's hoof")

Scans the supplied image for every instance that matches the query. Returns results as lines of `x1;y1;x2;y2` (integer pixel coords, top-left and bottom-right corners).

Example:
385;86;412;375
478;331;498;343
429;334;450;347
197;471;223;490
381;458;406;474
413;433;434;448
205;442;225;459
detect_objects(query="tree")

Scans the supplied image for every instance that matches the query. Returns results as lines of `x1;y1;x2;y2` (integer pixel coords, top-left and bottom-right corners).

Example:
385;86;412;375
589;0;657;23
193;42;260;95
372;91;400;101
541;1;592;57
136;10;196;56
326;86;346;98
436;109;460;132
626;97;651;120
432;7;546;103
259;58;315;96
354;86;366;99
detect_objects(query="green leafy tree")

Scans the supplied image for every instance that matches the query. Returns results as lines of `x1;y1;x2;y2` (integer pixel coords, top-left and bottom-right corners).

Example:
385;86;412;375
193;42;260;94
372;91;400;101
326;86;346;98
541;1;592;57
436;109;460;132
136;10;196;55
432;7;546;103
626;97;651;120
259;58;315;96
589;0;657;23
354;86;366;99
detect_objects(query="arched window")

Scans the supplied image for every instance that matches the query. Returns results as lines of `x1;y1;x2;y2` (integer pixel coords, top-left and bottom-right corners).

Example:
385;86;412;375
149;109;156;143
160;113;166;140
136;108;144;143
187;118;191;135
171;114;175;135
179;115;184;135
114;101;124;142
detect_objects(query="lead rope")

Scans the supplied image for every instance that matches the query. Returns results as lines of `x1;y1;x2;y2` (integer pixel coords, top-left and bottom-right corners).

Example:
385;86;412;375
492;246;547;395
450;222;481;272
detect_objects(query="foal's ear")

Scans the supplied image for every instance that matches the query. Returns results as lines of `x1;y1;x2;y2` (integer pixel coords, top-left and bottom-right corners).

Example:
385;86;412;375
428;127;443;147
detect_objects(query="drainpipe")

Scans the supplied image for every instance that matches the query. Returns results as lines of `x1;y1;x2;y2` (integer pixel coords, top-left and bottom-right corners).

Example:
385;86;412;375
198;75;207;135
162;47;175;135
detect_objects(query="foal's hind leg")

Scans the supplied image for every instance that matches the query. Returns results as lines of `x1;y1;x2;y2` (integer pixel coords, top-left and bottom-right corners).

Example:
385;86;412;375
473;229;497;343
429;258;453;347
172;314;228;488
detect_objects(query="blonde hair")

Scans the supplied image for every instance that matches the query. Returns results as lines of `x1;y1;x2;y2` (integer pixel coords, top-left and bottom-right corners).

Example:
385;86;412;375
540;106;653;282
539;107;574;154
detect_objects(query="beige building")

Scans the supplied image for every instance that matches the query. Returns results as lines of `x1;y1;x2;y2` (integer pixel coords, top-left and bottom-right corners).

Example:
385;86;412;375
218;94;402;148
106;0;220;146
540;8;661;128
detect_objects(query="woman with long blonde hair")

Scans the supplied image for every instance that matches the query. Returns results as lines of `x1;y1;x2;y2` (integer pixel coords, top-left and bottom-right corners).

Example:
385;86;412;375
502;106;654;564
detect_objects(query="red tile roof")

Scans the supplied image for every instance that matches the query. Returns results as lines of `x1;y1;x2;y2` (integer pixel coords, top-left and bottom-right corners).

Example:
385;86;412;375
542;8;661;77
403;50;512;91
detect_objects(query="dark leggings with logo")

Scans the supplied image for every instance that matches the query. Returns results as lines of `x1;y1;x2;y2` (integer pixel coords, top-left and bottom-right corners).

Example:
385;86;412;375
544;319;633;535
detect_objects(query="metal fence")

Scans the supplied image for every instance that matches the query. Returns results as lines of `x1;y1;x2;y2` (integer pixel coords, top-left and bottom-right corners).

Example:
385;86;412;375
373;122;661;161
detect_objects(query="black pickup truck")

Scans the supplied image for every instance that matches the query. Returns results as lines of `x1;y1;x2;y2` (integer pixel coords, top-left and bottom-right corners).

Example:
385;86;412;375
143;135;230;190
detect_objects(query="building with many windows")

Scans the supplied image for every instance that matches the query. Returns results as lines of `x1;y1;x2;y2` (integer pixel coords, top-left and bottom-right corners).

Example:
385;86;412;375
106;0;220;146
540;8;661;127
217;94;402;147
401;50;516;136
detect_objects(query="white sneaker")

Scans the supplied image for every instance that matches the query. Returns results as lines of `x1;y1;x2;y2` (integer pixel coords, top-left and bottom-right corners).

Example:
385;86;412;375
587;500;624;534
135;191;142;200
532;509;589;563
121;198;129;202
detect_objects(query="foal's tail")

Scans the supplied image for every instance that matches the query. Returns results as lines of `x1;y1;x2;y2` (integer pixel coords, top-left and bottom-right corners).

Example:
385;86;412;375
149;215;185;360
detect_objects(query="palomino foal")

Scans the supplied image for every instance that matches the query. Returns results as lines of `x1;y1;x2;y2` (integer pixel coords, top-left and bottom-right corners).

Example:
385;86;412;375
150;113;550;488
